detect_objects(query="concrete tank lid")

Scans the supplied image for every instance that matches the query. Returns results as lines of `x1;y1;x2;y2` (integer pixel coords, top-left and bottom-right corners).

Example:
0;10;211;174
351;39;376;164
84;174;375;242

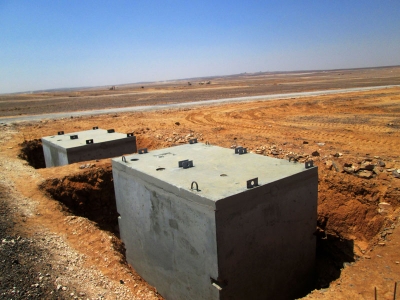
42;129;131;149
112;143;316;202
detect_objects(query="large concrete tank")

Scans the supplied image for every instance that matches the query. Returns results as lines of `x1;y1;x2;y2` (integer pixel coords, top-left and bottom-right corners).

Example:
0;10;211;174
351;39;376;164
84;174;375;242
112;142;317;300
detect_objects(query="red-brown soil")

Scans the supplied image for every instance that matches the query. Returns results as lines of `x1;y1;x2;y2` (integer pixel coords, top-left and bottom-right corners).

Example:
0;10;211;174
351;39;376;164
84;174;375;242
0;76;400;299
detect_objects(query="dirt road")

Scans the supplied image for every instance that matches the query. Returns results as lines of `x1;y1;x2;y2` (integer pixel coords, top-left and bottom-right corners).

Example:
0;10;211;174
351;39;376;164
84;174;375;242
1;85;399;124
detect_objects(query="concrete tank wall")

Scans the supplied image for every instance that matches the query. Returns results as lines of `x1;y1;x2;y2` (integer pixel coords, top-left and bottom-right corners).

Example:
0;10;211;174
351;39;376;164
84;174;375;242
216;171;317;299
42;142;68;167
112;143;318;300
113;164;219;300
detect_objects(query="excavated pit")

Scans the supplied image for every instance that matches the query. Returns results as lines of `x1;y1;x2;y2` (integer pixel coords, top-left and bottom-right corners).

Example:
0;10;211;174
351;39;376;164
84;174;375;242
38;164;361;291
18;139;45;169
39;165;119;235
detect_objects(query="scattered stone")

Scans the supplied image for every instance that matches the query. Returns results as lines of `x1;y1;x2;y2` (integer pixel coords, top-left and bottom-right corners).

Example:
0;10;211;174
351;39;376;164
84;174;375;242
379;202;392;209
393;169;400;178
333;152;343;157
385;229;394;235
357;170;373;179
378;242;386;246
343;262;352;268
377;160;386;167
271;150;279;155
343;162;352;167
378;202;392;215
79;163;95;169
56;284;62;291
311;151;320;157
364;255;371;259
332;161;343;173
373;166;382;175
325;160;333;170
316;142;325;146
343;167;354;174
175;122;180;126
303;141;309;144
396;261;400;264
360;162;374;170
62;286;67;291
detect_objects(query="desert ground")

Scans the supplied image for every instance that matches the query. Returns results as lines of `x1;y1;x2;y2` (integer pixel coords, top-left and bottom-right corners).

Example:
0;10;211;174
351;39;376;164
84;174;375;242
1;66;400;299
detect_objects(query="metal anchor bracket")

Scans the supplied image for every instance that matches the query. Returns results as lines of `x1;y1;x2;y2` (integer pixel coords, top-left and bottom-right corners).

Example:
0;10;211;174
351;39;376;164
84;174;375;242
126;132;134;137
235;147;247;155
178;159;194;169
138;148;148;154
305;161;314;169
189;138;198;144
122;156;127;163
247;178;258;189
107;129;115;133
86;139;93;144
93;126;98;130
70;135;78;140
57;131;64;135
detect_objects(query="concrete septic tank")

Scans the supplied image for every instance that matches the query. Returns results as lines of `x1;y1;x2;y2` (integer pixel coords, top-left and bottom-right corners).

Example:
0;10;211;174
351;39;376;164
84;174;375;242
112;142;318;300
42;128;137;167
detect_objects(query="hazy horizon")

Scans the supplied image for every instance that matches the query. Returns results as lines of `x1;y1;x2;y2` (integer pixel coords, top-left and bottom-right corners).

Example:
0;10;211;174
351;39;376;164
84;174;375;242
1;1;399;94
2;64;400;95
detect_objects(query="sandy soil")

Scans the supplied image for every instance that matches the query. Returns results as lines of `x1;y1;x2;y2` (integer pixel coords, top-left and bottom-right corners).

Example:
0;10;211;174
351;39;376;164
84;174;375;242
1;72;400;299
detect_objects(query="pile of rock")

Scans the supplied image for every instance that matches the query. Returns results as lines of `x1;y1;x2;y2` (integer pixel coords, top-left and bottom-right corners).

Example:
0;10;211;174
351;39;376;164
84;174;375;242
325;157;399;179
160;132;204;145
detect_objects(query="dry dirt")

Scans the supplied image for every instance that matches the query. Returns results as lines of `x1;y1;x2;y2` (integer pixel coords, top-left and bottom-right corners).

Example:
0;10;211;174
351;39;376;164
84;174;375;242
1;69;400;299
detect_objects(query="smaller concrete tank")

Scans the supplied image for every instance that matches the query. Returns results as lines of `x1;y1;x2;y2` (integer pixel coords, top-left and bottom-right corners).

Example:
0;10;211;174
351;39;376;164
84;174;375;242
42;128;136;167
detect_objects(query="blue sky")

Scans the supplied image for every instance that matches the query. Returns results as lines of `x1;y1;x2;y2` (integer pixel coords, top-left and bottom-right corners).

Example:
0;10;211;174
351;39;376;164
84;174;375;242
1;1;399;94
